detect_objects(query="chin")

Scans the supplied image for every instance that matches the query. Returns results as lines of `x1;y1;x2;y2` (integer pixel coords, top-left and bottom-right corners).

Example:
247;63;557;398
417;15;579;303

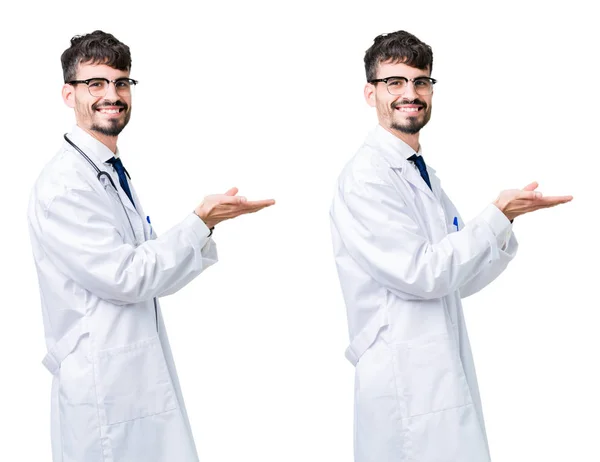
390;121;423;135
91;121;127;137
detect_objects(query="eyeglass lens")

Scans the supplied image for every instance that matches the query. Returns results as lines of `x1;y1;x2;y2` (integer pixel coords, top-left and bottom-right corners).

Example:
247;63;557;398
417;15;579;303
87;79;133;97
387;78;433;95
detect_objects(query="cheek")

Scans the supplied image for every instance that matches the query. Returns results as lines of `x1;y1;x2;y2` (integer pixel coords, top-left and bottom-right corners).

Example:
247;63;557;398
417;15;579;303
376;95;393;110
377;101;396;121
75;97;93;112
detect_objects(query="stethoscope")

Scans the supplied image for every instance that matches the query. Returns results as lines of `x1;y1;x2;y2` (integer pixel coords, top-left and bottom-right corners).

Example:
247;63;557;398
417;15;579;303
63;133;159;330
63;133;139;246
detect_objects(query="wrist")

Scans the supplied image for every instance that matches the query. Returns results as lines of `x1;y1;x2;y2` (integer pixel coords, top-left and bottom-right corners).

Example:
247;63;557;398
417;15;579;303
193;210;215;231
493;200;514;222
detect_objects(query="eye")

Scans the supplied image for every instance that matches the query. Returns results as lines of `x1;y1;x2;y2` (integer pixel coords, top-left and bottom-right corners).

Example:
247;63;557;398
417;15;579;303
115;80;130;88
387;78;405;87
88;79;105;88
414;79;431;88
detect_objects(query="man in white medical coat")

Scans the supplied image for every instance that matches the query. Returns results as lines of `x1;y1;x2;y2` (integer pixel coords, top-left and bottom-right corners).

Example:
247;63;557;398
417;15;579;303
329;30;572;462
28;30;274;462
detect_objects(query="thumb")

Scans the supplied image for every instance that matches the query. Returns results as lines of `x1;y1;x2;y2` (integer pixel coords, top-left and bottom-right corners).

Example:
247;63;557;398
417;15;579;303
522;181;539;191
224;187;239;196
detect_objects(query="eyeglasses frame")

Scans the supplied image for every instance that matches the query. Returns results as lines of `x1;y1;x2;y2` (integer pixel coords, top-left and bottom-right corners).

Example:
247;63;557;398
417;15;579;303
368;76;437;95
67;77;139;97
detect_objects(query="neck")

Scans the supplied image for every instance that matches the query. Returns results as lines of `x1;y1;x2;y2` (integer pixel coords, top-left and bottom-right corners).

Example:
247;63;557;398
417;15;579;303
80;126;118;153
382;124;420;152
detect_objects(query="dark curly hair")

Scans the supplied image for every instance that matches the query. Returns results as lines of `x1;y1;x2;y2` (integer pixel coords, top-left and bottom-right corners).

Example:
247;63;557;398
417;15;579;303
61;30;131;83
364;30;433;81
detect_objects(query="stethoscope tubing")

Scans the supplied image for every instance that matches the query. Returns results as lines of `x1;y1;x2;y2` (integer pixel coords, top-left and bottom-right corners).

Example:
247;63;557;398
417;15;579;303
63;133;138;246
63;133;159;329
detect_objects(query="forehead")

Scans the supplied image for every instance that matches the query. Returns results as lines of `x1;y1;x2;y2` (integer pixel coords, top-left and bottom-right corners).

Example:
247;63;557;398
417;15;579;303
376;60;430;79
75;62;130;79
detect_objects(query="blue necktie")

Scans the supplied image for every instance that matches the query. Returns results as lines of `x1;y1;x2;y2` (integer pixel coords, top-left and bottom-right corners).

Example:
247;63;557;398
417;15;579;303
107;157;135;208
408;154;432;191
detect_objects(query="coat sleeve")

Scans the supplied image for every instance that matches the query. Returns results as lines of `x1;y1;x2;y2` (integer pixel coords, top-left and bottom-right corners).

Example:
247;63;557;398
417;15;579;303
458;227;517;298
331;169;514;301
438;189;519;299
29;183;218;305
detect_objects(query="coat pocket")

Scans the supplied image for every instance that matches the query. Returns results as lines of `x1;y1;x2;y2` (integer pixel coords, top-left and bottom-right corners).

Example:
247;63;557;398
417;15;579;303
393;332;472;418
95;335;178;426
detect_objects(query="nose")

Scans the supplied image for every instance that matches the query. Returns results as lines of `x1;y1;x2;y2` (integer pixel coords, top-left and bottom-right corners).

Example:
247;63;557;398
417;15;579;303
104;81;120;100
402;80;418;100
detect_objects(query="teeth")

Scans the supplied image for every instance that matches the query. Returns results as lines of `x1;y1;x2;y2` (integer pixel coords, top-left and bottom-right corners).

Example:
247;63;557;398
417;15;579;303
99;109;120;114
398;107;419;112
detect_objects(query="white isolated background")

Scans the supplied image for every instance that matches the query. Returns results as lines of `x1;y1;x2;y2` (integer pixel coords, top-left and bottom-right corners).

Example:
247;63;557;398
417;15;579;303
0;1;597;461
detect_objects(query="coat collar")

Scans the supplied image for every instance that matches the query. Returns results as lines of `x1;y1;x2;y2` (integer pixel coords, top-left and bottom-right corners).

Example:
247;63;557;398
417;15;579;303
65;125;121;166
65;125;138;216
365;124;440;200
365;124;420;166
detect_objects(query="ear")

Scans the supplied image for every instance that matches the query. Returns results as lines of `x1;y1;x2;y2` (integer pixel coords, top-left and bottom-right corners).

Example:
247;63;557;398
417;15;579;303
364;82;376;107
62;83;75;108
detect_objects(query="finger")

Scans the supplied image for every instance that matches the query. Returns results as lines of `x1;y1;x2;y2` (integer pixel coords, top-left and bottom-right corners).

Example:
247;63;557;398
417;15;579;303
224;199;275;214
237;204;272;214
218;195;247;205
549;195;573;201
224;187;239;196
519;190;543;200
536;195;573;205
243;199;276;207
524;200;570;212
517;194;572;207
242;206;270;214
522;181;539;191
534;201;562;209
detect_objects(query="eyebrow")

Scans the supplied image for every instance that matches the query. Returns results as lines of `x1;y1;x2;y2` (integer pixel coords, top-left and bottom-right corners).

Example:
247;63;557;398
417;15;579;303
380;75;431;80
75;76;131;81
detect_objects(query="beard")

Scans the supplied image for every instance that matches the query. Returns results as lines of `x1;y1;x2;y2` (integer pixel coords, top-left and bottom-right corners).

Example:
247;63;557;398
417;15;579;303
91;114;130;136
90;100;131;137
388;98;431;134
390;116;428;134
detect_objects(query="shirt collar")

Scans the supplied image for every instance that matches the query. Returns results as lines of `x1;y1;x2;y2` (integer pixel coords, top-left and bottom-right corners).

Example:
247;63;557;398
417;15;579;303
65;125;120;165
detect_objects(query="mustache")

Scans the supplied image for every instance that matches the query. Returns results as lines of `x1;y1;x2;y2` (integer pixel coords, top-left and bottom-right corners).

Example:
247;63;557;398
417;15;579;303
93;100;128;111
393;98;427;109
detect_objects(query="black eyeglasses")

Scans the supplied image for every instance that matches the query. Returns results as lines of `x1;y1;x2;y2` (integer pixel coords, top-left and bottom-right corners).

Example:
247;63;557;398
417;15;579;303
67;78;138;97
368;76;437;96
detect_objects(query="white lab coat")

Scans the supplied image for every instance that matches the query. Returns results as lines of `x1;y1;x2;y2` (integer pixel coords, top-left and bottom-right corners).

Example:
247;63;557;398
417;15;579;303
27;125;217;462
330;124;518;462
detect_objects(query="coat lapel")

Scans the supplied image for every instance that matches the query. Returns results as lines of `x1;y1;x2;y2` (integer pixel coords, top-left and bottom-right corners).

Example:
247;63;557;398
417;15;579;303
100;169;145;245
399;163;437;201
367;124;450;241
368;125;437;201
65;126;146;245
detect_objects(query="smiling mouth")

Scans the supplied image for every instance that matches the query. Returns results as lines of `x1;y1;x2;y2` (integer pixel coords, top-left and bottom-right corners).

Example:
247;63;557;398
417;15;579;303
96;107;124;114
395;106;423;113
